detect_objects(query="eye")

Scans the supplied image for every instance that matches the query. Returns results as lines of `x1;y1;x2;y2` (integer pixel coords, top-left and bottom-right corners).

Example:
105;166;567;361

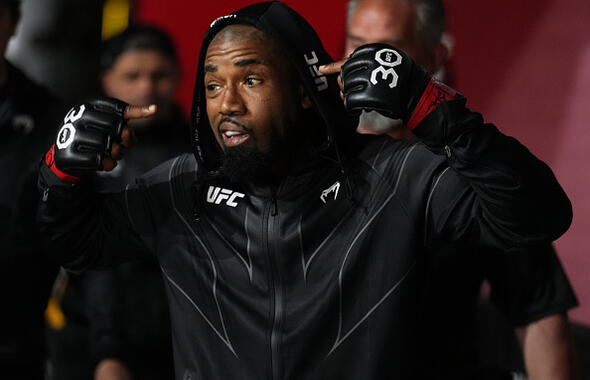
123;72;140;82
245;77;262;87
206;83;221;92
151;70;171;82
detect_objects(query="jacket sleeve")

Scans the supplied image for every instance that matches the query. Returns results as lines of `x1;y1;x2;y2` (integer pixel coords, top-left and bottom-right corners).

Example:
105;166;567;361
416;97;572;249
83;269;129;364
486;244;578;326
37;163;156;273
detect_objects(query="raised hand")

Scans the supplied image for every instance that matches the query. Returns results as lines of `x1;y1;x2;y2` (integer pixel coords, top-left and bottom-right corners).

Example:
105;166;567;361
321;43;429;122
320;43;457;130
44;98;156;182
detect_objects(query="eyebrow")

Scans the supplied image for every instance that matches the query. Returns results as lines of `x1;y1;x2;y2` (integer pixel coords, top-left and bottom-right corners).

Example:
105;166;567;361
235;58;263;67
347;33;401;47
204;58;265;73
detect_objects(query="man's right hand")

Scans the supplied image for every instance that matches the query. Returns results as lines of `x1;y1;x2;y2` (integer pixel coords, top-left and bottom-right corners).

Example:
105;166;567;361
44;98;156;182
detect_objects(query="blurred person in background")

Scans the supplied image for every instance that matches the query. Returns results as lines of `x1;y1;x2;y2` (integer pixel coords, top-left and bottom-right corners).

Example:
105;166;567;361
45;24;190;380
0;0;62;378
345;0;579;379
5;0;104;105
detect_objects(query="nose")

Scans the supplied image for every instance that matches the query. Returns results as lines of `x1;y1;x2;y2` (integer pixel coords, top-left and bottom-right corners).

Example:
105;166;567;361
134;77;157;103
220;85;246;115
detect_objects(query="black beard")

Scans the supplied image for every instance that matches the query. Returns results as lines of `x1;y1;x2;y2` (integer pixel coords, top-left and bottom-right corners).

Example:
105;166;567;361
219;110;312;184
220;145;279;184
220;119;299;184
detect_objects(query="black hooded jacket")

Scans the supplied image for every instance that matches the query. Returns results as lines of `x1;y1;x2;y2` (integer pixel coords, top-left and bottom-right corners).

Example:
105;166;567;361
38;2;572;379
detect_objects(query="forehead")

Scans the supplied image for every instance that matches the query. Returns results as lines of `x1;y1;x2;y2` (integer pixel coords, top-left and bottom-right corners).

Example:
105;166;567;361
349;0;417;41
205;24;281;64
211;24;270;46
112;49;173;69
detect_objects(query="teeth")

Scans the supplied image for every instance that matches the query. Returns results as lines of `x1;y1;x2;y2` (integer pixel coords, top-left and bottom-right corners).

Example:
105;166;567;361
224;131;243;137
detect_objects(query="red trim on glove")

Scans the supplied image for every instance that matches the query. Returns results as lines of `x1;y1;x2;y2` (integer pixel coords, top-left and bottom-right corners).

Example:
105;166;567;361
407;79;457;130
44;145;81;183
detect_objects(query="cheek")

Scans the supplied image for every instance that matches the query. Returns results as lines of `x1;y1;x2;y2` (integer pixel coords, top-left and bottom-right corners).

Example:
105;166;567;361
105;85;129;102
205;102;222;143
260;99;294;148
206;99;217;123
404;45;427;68
106;79;141;103
344;42;356;58
252;96;277;126
155;79;177;99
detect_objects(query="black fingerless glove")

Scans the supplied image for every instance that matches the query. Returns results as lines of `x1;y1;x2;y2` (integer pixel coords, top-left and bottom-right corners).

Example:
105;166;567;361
341;43;457;129
43;97;128;182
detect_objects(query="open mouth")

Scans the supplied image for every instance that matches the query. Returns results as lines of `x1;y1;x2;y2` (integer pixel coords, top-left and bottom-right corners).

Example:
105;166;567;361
222;129;250;147
219;120;251;147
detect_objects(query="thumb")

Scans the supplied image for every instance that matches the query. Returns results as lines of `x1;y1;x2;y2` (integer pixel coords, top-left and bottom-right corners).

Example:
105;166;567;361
124;104;157;120
318;60;346;75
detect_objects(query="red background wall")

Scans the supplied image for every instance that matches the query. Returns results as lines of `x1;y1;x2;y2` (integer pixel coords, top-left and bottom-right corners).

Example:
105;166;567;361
134;0;590;325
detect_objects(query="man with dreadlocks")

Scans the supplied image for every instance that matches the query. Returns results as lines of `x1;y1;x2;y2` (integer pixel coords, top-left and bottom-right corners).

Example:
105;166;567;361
38;2;571;379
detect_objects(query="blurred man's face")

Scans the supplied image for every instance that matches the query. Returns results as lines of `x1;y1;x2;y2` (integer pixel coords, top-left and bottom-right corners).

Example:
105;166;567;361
204;25;307;181
345;0;428;67
346;0;428;138
101;49;178;122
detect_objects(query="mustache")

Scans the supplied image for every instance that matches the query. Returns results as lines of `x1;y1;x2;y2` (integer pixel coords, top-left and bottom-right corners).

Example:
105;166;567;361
217;116;251;132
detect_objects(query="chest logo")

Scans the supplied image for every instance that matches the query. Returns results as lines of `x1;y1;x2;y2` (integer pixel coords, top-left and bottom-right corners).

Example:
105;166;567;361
320;181;340;204
206;186;245;208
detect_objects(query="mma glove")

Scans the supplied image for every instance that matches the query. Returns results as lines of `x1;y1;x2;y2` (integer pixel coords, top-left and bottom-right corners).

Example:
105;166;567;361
43;97;128;183
341;43;457;129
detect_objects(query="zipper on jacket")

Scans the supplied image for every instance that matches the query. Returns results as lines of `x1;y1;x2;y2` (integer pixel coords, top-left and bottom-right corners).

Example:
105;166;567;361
265;189;283;380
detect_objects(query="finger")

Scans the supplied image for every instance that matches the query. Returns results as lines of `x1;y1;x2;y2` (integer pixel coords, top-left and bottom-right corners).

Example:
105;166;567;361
119;126;137;148
101;157;117;172
124;104;157;120
318;60;346;75
337;75;343;91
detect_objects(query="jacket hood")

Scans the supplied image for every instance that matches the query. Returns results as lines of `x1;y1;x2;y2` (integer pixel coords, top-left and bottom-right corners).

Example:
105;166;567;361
190;1;357;173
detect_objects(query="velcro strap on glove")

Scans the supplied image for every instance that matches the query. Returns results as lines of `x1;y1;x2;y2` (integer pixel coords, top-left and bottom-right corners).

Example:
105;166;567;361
44;144;81;183
407;79;457;130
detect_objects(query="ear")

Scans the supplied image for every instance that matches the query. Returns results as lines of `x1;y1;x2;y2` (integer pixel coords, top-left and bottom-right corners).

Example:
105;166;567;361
299;84;312;109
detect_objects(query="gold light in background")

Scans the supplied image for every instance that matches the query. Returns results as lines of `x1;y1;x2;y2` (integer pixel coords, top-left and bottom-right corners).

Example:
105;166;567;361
101;0;131;40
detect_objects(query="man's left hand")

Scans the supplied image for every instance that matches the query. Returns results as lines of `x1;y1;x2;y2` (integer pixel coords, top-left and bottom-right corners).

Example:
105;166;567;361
319;43;430;123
